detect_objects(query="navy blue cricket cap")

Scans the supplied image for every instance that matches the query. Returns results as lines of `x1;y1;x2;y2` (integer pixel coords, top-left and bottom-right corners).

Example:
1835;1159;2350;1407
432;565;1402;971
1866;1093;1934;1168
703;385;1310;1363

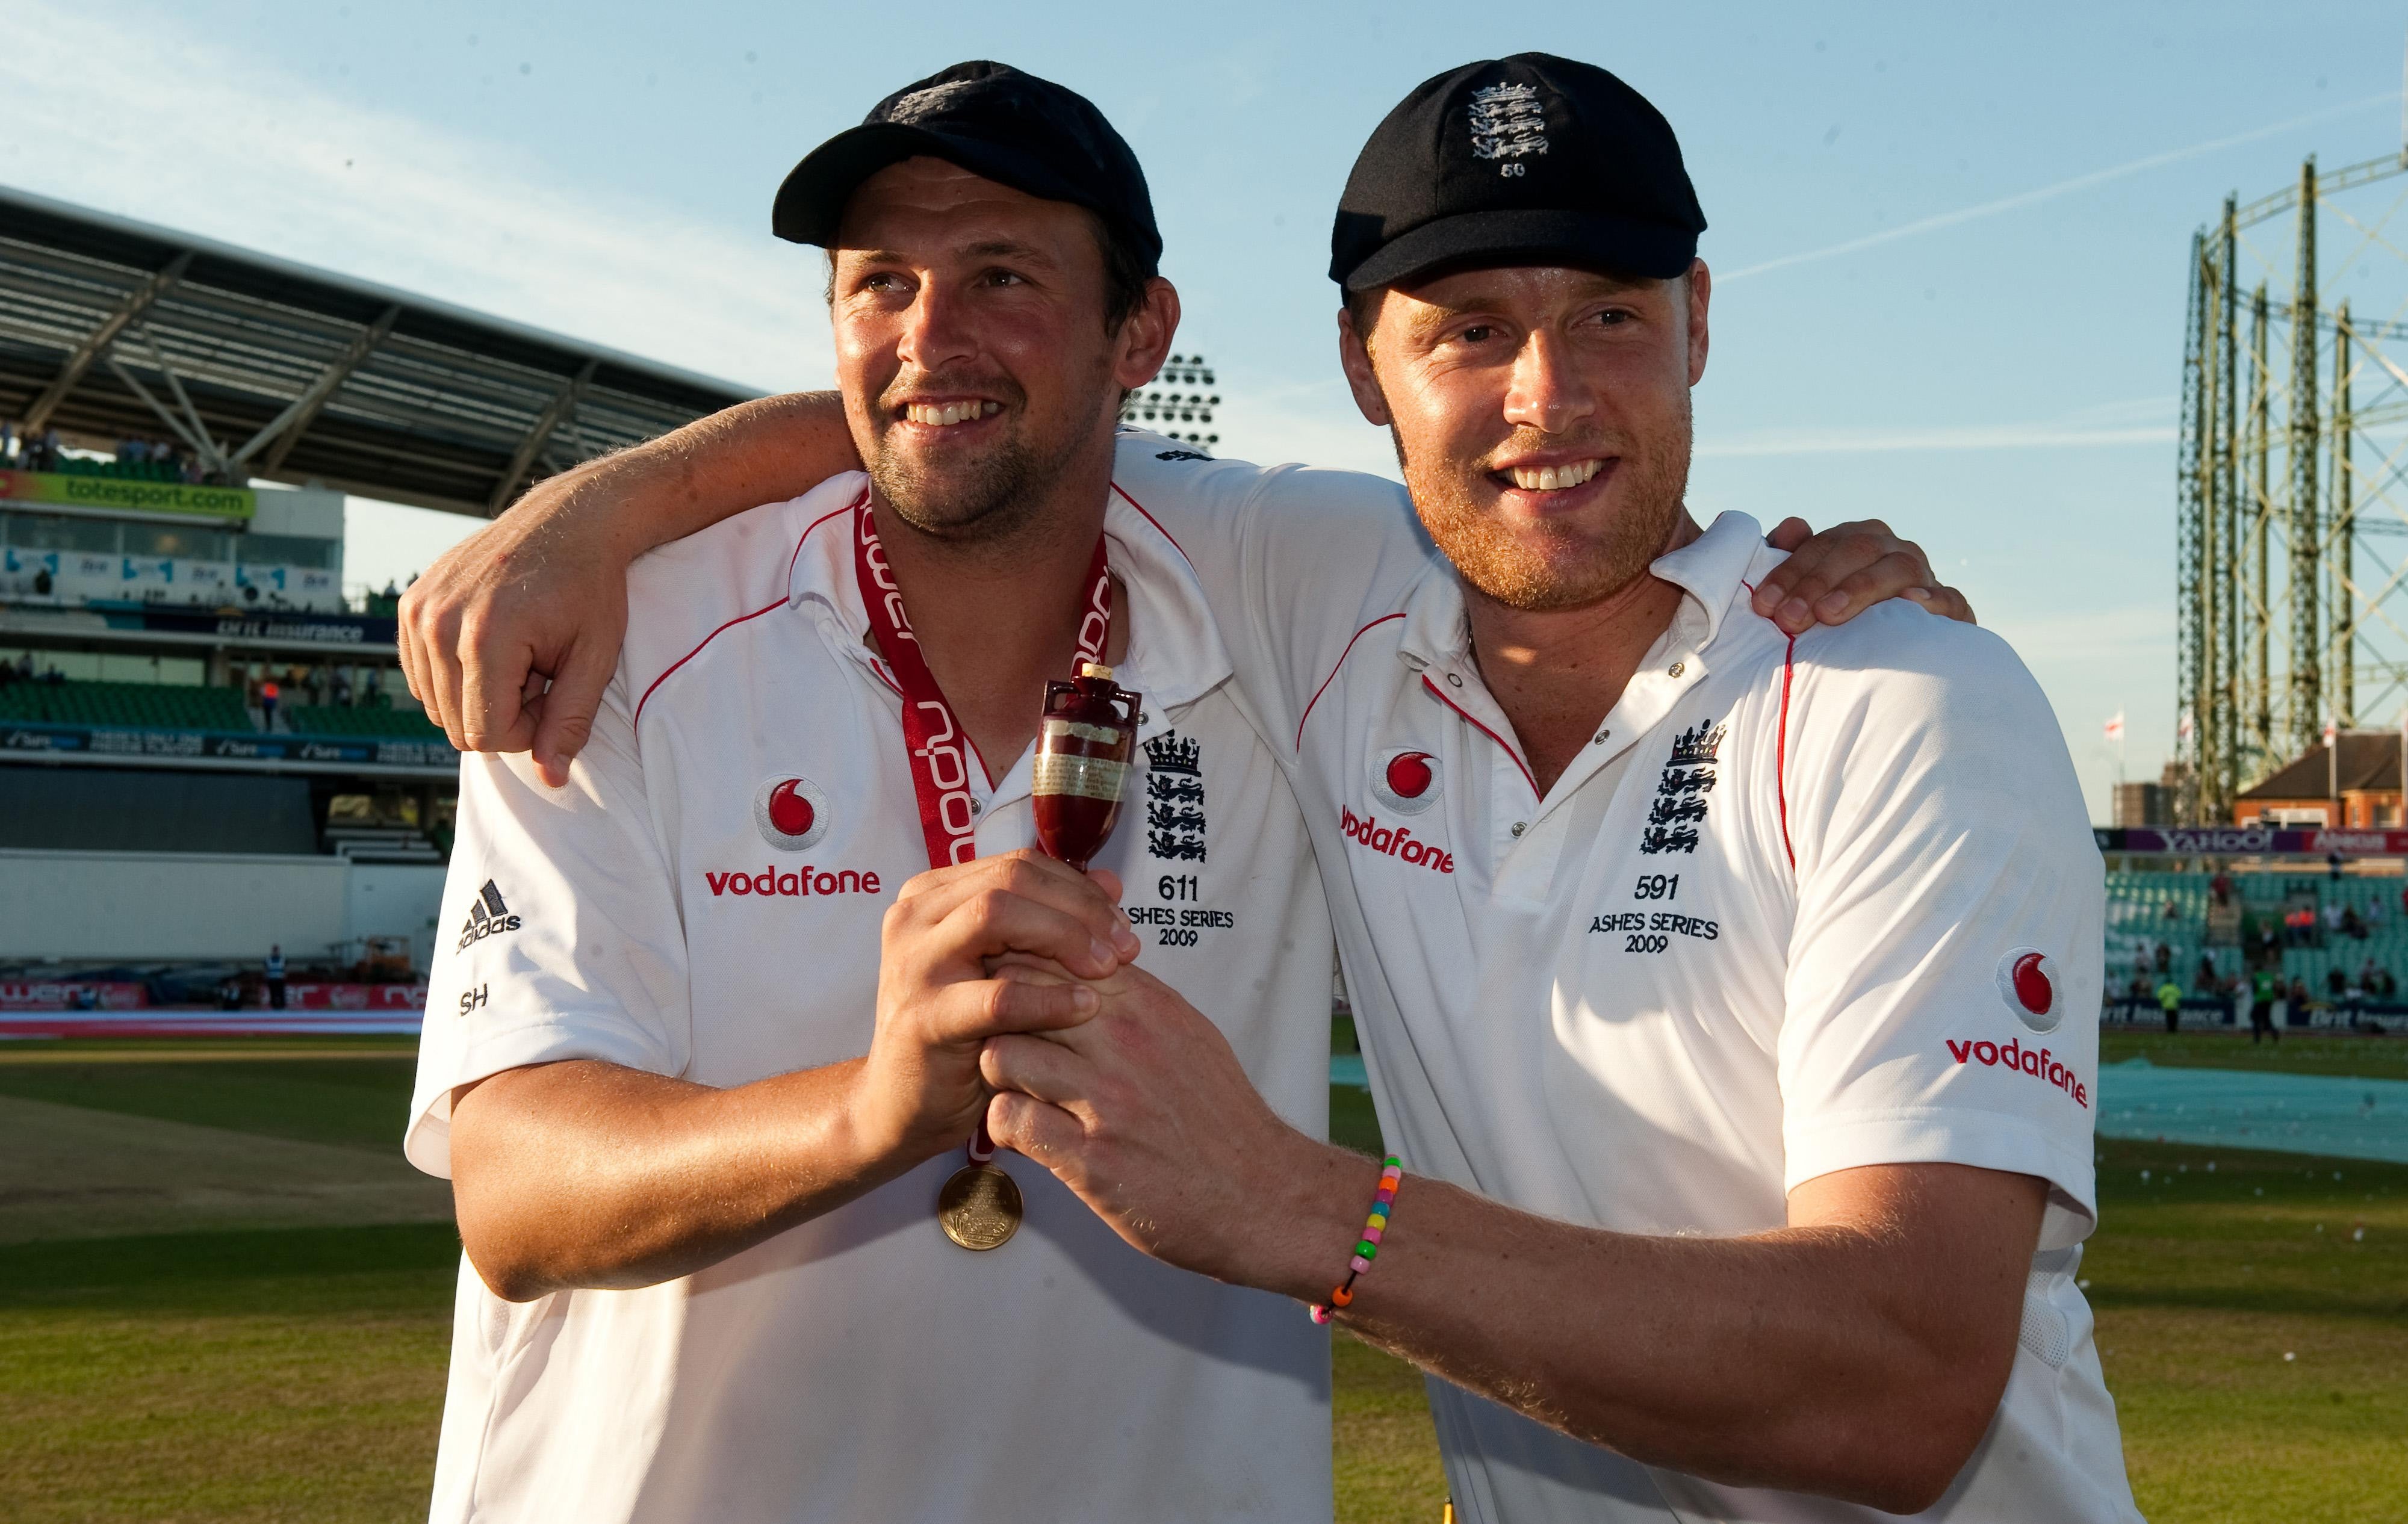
772;61;1161;268
1330;54;1706;293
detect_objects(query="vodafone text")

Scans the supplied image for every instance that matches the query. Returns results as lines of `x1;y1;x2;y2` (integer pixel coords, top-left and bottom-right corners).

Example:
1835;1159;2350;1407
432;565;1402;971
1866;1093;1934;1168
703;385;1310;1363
704;866;883;897
1341;807;1454;873
1946;1036;2089;1109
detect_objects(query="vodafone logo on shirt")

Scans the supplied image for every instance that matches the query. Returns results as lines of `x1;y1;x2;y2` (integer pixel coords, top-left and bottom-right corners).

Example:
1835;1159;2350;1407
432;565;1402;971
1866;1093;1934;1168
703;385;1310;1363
1994;946;2062;1033
704;864;881;898
713;773;878;896
1946;1034;2088;1110
1348;748;1452;868
754;775;831;851
1369;748;1442;814
1341;806;1454;873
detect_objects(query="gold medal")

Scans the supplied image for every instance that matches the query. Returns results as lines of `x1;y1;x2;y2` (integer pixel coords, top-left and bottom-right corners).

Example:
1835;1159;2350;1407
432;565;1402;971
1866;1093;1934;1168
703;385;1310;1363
937;1163;1023;1251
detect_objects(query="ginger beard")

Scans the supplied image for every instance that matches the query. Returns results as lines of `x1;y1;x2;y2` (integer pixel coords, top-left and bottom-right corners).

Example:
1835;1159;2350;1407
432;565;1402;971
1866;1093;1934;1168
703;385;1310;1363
1394;388;1695;613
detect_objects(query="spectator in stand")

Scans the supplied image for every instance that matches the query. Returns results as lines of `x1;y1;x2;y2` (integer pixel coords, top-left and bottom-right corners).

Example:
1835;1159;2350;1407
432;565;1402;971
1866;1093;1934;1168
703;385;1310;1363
2156;976;2185;1033
2195;953;2220;991
260;677;280;731
2233;967;2255;1032
2162;899;2180;921
2155;941;2173;973
2323;902;2345;938
2289;976;2313;1023
2343;905;2367;940
2248;968;2278;1042
2360;956;2379;991
2211;869;2234;906
2329;851;2346;880
2382;968;2400;1000
2326;965;2348;1000
331;665;353;707
2369;896;2388;932
264;944;285;1011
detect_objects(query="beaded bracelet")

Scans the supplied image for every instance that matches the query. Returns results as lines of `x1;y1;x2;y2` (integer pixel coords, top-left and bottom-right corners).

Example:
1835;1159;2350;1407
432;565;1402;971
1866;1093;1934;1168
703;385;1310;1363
1309;1157;1402;1324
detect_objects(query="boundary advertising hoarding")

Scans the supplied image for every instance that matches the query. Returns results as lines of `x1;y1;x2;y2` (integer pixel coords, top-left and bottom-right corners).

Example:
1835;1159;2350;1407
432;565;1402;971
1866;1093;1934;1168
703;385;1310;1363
2096;826;2408;857
1;721;457;772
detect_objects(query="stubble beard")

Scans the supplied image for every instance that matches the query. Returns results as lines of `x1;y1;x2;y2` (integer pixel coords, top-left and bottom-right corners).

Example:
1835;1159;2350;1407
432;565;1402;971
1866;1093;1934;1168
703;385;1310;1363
865;370;1077;547
1398;395;1695;614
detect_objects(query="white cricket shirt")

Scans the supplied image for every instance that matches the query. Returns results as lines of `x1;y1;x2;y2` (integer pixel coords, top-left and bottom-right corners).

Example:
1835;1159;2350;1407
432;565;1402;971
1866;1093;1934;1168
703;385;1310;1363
407;471;1335;1523
1108;439;2141;1524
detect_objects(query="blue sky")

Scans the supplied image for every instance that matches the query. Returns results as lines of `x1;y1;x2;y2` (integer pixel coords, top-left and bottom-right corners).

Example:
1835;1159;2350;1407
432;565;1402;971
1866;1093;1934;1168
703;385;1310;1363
11;0;2406;819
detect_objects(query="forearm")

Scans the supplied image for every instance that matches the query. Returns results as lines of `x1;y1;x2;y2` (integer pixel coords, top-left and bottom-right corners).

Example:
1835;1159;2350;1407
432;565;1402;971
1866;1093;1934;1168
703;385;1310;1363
449;1056;926;1300
539;390;860;556
1249;1151;2017;1510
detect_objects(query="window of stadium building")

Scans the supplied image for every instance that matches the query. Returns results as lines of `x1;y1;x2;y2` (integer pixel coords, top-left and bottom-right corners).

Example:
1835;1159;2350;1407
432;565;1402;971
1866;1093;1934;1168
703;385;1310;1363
231;532;339;570
123;523;234;562
1;510;118;554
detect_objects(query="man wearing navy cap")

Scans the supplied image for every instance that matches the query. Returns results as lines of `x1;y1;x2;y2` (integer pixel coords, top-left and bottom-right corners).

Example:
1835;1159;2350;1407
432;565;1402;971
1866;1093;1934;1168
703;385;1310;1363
404;61;1356;1523
394;55;2105;1524
981;58;2140;1523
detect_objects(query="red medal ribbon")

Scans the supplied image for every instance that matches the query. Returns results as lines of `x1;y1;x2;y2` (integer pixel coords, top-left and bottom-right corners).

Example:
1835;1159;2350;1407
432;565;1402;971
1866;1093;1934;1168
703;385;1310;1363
852;501;1114;1166
854;501;1112;870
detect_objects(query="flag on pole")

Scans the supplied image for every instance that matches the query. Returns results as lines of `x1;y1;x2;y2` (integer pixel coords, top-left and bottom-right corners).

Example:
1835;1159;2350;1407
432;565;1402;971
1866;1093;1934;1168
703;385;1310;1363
2105;711;2126;743
2324;716;2339;747
2177;709;2194;744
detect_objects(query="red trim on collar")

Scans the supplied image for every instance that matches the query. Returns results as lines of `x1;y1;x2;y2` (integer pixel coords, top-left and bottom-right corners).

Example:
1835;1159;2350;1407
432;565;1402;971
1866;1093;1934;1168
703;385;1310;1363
1422;674;1538;798
1108;482;1192;566
1296;612;1406;750
633;494;858;731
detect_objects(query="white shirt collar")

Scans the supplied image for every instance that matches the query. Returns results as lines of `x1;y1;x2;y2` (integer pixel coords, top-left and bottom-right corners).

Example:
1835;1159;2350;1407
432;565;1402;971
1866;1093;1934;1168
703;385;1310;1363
786;472;1235;728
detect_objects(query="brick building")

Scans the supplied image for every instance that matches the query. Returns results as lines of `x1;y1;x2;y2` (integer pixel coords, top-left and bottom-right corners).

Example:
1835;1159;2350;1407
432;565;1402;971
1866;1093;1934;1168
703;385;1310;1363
2232;733;2406;829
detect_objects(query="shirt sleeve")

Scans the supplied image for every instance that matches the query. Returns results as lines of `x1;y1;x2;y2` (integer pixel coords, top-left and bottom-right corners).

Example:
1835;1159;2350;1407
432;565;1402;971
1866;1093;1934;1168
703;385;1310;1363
1774;608;2103;1248
404;673;689;1178
1108;431;1437;744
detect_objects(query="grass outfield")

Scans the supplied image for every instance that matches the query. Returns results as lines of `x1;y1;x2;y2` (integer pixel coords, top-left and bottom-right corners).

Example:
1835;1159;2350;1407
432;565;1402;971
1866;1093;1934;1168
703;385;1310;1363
2099;1027;2408;1080
0;1036;2401;1522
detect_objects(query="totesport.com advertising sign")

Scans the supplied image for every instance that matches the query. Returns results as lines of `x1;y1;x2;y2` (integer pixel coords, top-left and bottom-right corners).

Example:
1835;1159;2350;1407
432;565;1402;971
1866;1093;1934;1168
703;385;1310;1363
0;468;254;521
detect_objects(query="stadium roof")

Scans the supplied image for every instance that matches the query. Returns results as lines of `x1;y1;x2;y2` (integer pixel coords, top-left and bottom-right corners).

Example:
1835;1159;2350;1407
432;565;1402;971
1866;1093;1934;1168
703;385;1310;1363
2239;733;2406;800
0;185;760;517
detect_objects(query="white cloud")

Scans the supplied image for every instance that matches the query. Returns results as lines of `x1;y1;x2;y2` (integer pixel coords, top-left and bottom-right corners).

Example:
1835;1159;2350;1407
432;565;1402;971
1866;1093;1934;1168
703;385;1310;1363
0;0;828;395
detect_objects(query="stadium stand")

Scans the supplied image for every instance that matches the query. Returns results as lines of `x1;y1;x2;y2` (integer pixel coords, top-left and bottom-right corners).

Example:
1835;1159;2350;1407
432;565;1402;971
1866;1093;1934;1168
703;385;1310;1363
2105;867;2408;1027
0;678;252;731
284;704;445;740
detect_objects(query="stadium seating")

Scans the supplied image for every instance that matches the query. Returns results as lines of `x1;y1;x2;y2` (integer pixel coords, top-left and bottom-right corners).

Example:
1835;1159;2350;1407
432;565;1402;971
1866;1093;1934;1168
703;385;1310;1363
0;680;252;731
2106;867;2408;1024
284;704;446;740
